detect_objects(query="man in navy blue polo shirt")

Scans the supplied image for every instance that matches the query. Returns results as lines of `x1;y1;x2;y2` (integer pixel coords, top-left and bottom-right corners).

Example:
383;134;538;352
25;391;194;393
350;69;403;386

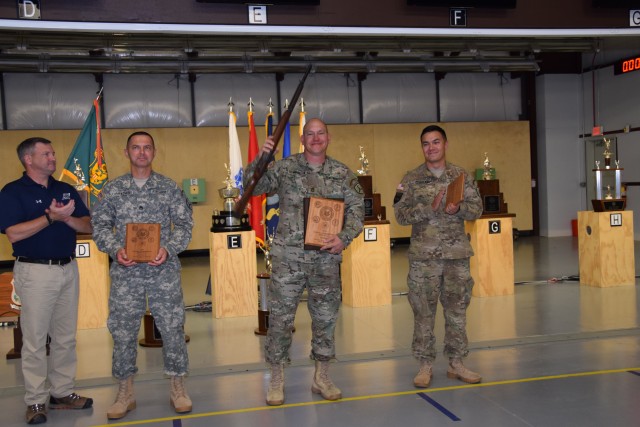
0;137;94;425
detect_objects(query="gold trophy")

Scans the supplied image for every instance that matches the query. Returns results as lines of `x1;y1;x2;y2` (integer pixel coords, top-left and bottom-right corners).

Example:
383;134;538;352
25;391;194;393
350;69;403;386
604;185;613;200
482;152;493;180
603;138;612;169
357;146;370;176
211;163;251;232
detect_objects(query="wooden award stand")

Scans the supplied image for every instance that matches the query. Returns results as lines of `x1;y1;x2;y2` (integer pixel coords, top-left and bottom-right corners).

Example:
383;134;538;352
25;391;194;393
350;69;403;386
342;222;392;307
477;179;509;217
465;216;516;297
76;235;110;329
209;230;258;318
577;210;635;287
357;175;387;221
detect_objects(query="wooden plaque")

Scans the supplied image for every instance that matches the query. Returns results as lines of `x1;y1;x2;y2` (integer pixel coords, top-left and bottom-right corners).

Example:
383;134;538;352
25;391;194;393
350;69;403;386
304;197;345;250
125;223;161;262
446;173;465;206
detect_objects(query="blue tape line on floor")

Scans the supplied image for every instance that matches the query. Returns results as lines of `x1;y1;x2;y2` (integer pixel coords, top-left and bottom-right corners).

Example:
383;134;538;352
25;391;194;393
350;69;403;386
417;392;461;421
627;370;640;377
173;419;182;427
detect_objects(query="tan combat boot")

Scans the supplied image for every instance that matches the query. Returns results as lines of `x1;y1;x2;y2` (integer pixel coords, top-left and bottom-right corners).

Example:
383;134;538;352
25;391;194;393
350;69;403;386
170;375;193;413
413;360;433;388
266;363;285;406
447;358;482;384
311;360;342;401
107;376;136;420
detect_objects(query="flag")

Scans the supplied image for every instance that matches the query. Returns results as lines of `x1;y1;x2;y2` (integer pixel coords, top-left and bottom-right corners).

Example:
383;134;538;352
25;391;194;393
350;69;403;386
265;109;281;239
265;110;274;142
60;98;108;208
298;104;306;153
282;119;291;158
228;110;243;193
247;110;265;245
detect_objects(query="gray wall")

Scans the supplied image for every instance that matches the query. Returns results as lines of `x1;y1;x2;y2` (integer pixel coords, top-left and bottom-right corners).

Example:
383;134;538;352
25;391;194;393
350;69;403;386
536;66;640;239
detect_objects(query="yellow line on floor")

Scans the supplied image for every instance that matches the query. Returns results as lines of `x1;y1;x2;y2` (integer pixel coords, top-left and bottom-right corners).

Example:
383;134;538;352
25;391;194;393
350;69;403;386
91;366;640;427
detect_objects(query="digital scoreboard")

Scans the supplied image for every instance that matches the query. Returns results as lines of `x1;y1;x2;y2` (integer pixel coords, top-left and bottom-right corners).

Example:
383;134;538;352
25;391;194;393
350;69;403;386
614;55;640;75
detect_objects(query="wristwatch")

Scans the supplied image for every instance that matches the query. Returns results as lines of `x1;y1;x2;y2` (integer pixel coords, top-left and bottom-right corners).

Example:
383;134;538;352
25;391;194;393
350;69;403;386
44;213;54;225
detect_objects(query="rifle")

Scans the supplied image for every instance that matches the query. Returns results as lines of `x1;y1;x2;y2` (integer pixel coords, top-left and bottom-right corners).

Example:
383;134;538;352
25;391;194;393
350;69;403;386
233;64;312;216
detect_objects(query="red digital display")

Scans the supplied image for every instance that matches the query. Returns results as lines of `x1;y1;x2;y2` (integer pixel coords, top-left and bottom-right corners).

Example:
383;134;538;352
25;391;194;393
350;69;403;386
614;55;640;75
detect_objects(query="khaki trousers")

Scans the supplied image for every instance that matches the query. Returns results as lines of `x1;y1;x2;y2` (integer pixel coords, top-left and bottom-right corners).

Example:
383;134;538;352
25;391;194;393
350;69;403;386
13;260;79;405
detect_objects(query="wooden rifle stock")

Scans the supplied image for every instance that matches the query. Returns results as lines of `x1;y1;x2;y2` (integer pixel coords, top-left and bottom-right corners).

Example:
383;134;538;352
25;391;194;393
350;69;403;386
234;65;312;216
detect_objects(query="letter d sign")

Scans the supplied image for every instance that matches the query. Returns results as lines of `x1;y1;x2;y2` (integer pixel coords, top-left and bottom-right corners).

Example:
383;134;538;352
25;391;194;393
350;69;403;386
19;1;41;19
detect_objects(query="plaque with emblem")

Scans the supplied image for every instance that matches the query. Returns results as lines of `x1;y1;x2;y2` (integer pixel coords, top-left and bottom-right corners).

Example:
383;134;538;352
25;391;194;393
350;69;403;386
303;197;345;250
125;223;161;262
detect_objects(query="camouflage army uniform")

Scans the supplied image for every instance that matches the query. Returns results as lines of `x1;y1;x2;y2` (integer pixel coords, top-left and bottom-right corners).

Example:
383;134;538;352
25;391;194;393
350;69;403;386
91;171;193;379
245;153;364;364
394;162;482;363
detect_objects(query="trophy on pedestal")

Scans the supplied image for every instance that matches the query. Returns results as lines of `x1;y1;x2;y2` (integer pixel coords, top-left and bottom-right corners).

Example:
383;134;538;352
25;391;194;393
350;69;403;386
357;146;370;176
211;164;251;232
592;138;625;212
603;138;612;169
482;152;493;181
355;146;387;223
475;152;510;216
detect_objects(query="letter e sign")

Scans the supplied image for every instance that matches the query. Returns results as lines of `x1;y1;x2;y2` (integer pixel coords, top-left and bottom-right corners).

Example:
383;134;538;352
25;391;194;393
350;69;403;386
227;234;242;249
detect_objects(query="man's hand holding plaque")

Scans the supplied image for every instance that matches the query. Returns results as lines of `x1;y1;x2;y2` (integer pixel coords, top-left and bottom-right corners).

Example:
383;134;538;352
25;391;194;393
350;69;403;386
124;223;161;263
304;197;345;251
441;173;464;215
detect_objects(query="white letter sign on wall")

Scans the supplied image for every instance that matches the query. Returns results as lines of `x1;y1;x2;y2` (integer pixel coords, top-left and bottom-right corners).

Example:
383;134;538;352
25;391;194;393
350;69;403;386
249;5;267;24
18;0;41;19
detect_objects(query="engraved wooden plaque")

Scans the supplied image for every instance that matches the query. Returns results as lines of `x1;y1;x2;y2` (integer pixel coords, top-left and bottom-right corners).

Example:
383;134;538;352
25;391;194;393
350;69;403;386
125;223;161;262
446;173;465;206
304;197;345;250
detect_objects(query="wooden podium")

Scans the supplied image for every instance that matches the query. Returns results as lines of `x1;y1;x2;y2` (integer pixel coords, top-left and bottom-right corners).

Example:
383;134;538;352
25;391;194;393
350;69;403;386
577;210;635;287
209;231;258;318
342;222;391;307
76;236;110;329
465;216;515;297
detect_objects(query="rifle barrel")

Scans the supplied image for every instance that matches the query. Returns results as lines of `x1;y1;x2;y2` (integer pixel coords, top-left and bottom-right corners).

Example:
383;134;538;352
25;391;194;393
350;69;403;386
233;65;312;216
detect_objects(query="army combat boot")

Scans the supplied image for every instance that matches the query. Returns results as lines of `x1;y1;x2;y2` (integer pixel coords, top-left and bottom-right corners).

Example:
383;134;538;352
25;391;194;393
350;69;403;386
413;360;433;388
266;363;285;406
447;358;482;384
311;361;342;401
107;376;136;420
170;375;192;413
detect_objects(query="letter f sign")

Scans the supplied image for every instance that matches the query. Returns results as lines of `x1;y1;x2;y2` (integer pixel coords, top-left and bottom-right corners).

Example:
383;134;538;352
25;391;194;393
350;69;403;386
450;9;467;27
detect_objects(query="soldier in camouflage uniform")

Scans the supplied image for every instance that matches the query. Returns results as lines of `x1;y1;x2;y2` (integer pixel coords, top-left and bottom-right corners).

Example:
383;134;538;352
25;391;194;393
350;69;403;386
393;125;483;389
244;118;364;406
91;131;193;419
